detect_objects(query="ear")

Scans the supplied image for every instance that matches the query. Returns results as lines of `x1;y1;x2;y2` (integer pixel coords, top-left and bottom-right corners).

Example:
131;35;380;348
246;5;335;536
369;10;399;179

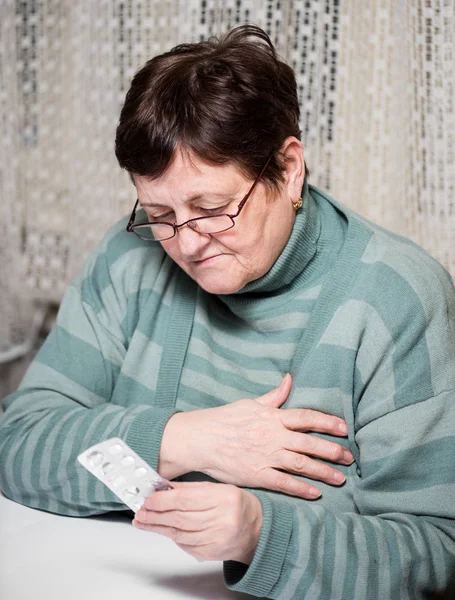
279;137;305;203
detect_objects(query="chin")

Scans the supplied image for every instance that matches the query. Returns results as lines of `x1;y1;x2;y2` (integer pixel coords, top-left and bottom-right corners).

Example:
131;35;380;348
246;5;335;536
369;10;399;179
186;270;246;295
179;258;250;295
196;277;245;295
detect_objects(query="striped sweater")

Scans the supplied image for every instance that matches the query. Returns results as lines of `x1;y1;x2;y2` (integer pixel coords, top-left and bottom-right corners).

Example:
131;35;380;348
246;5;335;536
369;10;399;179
1;182;455;599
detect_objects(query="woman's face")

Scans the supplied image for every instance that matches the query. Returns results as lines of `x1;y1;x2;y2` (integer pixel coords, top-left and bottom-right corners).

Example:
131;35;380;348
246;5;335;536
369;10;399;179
134;143;303;295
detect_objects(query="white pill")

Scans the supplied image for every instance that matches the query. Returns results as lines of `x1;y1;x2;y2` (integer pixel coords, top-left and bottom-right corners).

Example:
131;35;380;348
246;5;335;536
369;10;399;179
111;475;126;489
134;467;147;478
102;462;114;475
121;455;135;467
87;451;104;466
108;444;122;455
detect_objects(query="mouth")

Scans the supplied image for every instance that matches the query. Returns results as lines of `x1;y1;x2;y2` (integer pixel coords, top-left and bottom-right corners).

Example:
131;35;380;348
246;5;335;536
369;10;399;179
192;254;223;265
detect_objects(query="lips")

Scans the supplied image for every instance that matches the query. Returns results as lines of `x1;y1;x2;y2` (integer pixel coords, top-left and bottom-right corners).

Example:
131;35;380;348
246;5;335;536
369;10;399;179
193;254;222;264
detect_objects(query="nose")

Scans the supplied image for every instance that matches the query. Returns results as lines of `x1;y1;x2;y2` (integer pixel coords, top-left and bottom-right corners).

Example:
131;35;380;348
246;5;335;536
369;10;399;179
176;224;211;259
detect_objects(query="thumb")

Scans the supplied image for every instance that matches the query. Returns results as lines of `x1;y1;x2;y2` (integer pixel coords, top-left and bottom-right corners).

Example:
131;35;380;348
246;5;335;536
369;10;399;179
165;481;208;489
256;373;292;408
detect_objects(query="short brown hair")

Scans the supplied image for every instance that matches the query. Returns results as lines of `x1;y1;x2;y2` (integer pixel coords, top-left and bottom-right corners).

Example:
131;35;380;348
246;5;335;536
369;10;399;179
115;24;308;190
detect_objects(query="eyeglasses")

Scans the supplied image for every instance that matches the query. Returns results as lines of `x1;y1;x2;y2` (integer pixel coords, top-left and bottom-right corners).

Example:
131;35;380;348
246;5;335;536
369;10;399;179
126;154;273;242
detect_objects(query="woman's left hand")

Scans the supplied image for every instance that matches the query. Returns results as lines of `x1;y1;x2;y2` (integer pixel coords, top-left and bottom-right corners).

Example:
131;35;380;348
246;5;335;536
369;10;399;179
133;481;263;564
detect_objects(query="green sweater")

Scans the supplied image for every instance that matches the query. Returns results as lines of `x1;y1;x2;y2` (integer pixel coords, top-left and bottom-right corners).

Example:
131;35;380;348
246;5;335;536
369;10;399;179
1;182;455;599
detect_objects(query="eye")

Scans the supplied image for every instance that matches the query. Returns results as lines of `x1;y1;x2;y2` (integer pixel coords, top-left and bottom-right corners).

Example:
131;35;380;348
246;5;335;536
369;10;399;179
200;205;227;215
150;212;173;222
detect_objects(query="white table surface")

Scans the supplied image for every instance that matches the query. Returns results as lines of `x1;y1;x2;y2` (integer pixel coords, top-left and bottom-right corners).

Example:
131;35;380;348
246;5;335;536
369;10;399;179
0;492;258;600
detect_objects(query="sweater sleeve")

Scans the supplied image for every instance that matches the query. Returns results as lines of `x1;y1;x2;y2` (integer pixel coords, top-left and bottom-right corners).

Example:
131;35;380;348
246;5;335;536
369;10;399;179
0;223;179;516
224;253;455;599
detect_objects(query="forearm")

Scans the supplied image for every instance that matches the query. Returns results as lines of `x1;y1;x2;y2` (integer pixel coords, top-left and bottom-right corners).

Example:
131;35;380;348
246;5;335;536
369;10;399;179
0;389;176;516
224;495;455;599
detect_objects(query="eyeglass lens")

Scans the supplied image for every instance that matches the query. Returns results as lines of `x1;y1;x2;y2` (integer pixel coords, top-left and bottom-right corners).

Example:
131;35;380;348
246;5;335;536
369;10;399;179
133;214;235;241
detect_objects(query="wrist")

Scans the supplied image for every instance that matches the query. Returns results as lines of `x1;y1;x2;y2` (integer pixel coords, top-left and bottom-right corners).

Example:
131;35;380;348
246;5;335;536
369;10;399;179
158;411;204;479
239;492;263;565
158;412;190;479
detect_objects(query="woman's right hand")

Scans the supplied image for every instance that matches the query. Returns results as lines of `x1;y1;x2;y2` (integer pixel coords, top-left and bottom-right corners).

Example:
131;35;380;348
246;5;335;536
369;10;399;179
159;374;354;500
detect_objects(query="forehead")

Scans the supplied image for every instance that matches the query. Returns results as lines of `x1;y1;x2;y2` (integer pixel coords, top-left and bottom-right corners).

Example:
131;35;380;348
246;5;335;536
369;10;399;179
134;151;245;201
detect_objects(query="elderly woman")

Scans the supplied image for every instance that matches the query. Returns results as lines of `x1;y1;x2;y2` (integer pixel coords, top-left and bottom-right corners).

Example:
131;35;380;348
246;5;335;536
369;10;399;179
1;25;455;599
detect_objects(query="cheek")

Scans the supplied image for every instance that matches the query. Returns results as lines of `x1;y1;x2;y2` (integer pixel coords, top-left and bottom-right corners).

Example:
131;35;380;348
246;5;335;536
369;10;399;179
240;225;269;264
241;213;286;271
220;218;264;255
217;235;257;268
160;239;180;261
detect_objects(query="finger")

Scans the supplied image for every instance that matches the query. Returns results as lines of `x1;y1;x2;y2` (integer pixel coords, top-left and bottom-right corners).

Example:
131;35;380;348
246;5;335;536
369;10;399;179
133;522;207;546
176;543;213;563
260;467;322;500
285;431;354;465
135;508;207;531
274;450;346;485
280;408;349;436
167;481;208;489
256;373;292;408
143;482;219;512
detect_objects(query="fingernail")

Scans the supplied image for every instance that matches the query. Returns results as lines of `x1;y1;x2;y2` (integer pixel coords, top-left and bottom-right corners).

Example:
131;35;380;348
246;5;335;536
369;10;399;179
308;486;321;498
333;471;346;484
338;423;348;435
343;450;354;464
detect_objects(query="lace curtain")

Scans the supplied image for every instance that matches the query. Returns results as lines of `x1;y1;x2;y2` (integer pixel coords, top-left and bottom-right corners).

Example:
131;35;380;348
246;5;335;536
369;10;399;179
1;0;454;363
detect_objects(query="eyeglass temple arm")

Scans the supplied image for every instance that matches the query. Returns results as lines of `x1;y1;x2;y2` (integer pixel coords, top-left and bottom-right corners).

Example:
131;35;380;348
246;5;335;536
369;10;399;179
126;199;140;231
235;153;274;213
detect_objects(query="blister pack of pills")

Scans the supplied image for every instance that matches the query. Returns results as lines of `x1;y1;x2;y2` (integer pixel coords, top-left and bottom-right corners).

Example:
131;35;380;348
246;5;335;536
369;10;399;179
77;437;173;513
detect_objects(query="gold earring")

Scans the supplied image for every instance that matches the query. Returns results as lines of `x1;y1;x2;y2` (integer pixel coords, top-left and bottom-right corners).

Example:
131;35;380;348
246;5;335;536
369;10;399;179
292;196;303;212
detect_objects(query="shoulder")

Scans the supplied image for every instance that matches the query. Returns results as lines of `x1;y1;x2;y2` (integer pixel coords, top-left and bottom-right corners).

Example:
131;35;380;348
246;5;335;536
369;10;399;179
352;217;455;321
313;186;455;315
316;188;455;360
326;206;455;412
75;215;174;311
347;208;455;395
90;214;167;274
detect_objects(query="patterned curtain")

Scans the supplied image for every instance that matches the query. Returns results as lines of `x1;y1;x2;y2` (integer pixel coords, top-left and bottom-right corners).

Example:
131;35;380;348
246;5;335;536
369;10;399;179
1;0;454;363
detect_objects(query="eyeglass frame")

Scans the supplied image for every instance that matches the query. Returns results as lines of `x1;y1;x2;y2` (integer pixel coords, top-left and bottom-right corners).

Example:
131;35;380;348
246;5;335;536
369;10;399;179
126;153;273;242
